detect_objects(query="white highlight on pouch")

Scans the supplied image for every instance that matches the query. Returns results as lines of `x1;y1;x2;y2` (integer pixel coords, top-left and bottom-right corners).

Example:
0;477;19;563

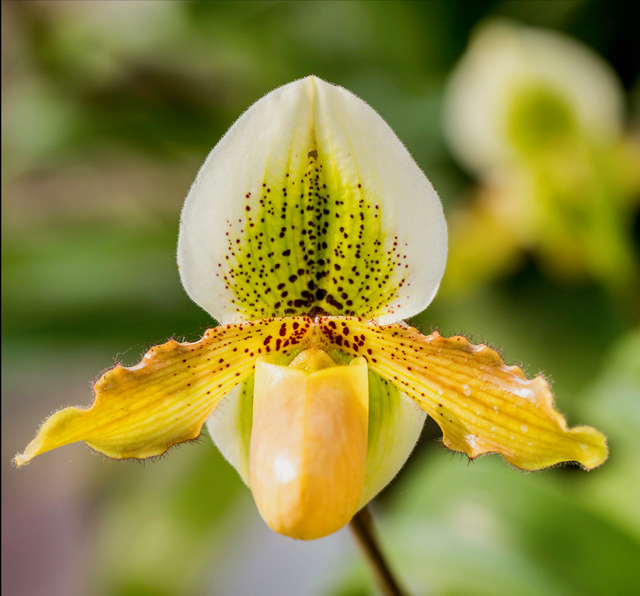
273;454;297;484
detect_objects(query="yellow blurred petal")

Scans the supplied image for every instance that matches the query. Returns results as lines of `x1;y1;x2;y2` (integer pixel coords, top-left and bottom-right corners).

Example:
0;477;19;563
250;352;369;540
14;318;315;467
316;318;608;470
441;192;523;297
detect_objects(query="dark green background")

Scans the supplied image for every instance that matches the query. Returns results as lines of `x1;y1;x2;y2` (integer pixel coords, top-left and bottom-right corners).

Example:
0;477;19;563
3;2;639;595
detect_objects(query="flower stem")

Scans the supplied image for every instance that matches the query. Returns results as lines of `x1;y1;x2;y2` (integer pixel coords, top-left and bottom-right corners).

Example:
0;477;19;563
349;506;409;596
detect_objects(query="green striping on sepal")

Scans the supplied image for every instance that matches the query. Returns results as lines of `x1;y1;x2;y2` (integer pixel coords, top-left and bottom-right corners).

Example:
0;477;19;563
220;148;407;320
207;359;426;505
359;370;426;506
206;375;255;486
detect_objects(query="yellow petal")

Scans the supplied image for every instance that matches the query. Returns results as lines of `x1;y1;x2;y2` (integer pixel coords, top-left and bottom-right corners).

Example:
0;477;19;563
250;351;369;540
14;318;315;467
315;317;608;470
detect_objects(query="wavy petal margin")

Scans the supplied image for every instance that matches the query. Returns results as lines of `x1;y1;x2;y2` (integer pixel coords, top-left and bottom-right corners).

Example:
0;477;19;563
316;318;608;470
14;319;315;466
178;76;447;324
16;316;607;472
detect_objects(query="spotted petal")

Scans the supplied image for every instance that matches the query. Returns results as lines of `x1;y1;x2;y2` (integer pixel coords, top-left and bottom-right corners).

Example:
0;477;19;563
315;318;608;470
16;316;606;473
178;76;447;324
14;319;315;466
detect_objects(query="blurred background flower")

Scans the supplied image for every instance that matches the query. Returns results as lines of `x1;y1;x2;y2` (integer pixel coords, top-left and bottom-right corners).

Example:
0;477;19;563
441;18;640;309
2;2;639;596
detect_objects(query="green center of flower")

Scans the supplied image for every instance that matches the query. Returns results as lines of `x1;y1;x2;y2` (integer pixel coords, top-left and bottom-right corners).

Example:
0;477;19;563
289;346;338;372
507;84;577;154
220;148;408;319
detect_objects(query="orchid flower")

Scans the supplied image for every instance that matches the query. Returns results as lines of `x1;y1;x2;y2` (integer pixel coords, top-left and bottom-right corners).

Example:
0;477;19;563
443;18;625;177
441;20;640;294
15;76;607;541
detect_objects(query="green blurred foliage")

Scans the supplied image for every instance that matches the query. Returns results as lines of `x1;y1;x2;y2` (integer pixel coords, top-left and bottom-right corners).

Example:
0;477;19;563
2;2;639;596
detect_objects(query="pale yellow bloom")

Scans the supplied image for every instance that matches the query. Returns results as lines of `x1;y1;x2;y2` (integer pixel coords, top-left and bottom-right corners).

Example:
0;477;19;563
441;19;640;295
16;77;607;540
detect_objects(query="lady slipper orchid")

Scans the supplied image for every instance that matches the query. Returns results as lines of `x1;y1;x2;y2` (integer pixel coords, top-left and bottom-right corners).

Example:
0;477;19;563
15;76;608;540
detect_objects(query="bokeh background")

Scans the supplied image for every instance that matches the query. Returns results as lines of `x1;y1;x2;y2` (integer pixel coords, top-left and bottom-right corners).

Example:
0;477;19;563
2;1;639;595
